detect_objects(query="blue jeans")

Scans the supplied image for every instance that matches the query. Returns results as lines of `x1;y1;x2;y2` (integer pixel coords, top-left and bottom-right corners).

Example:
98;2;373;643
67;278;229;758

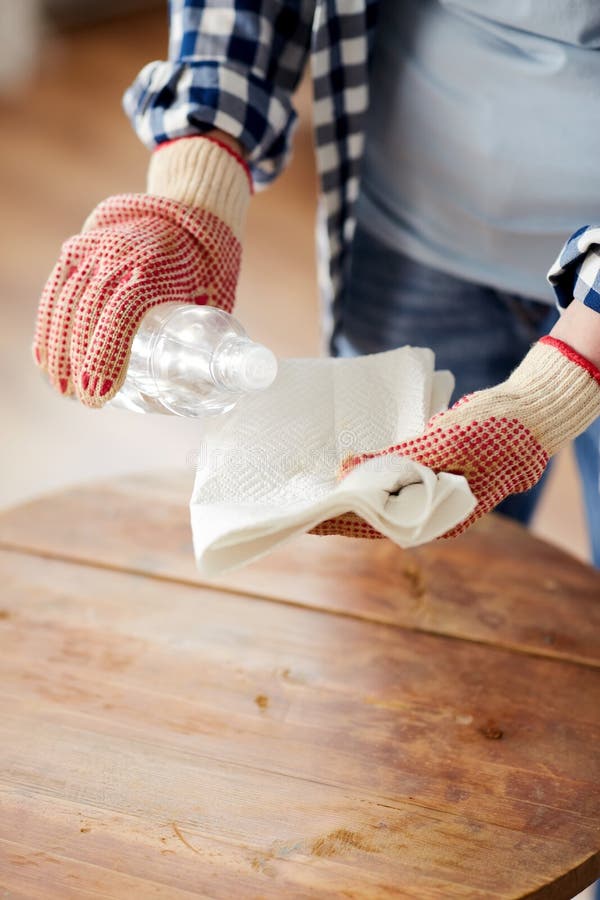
332;224;600;566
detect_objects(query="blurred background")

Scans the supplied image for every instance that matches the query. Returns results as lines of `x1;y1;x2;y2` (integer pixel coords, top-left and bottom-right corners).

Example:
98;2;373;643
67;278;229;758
0;0;592;568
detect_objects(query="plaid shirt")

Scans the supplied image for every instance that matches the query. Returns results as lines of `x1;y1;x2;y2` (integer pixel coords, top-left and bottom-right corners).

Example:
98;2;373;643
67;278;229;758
124;0;600;338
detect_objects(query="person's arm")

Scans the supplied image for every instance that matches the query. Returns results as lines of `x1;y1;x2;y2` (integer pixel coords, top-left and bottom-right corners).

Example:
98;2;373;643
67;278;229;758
550;298;600;369
313;228;600;541
547;224;600;367
34;2;314;407
204;129;245;157
123;1;316;188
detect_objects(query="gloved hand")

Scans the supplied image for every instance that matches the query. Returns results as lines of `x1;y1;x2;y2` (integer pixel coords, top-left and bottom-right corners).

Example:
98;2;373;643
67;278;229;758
313;336;600;539
33;136;252;407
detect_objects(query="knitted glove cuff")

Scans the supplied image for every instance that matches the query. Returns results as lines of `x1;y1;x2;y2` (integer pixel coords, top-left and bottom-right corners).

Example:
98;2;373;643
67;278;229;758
505;337;600;454
438;337;600;457
147;136;252;242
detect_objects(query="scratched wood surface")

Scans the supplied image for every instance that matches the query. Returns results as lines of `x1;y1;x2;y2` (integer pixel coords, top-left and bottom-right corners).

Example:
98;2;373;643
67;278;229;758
0;473;599;899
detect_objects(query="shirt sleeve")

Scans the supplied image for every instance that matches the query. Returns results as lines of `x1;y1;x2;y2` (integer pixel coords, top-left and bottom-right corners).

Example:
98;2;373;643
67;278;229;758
123;1;315;188
547;225;600;315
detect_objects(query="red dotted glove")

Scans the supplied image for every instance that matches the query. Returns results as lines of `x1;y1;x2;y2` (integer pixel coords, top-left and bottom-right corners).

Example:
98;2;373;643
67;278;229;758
33;136;252;408
313;336;600;539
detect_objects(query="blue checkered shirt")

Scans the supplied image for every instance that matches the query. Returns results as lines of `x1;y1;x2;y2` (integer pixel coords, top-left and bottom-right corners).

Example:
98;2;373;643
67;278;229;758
123;0;600;333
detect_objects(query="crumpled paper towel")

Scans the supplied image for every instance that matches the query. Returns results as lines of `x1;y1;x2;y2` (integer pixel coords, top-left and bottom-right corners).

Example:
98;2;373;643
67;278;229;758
190;346;476;576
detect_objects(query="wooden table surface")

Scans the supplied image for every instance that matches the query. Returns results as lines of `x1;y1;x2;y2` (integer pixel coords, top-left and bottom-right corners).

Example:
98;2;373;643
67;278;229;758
0;470;598;899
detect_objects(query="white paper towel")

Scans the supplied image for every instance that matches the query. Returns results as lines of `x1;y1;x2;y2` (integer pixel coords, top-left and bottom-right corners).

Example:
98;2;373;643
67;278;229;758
190;346;476;576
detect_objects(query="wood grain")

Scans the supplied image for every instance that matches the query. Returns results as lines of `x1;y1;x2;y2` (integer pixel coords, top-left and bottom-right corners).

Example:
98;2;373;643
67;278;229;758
0;472;599;897
0;469;598;667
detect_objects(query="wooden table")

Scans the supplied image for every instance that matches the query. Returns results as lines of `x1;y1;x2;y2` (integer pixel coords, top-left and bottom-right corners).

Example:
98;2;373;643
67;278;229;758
0;471;598;899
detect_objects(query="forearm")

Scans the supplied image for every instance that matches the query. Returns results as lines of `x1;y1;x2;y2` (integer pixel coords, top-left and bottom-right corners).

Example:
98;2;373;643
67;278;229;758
205;129;245;158
123;2;314;187
549;300;600;369
146;134;252;240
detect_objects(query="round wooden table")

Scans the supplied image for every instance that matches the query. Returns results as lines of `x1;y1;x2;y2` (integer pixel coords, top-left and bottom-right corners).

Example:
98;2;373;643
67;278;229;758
0;470;598;899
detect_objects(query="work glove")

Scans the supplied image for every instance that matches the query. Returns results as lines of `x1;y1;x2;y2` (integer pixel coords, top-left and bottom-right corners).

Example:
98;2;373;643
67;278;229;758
313;336;600;539
33;136;252;407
